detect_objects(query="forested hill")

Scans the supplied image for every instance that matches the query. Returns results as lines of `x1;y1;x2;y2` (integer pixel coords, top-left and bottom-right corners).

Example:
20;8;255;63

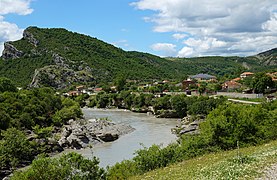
0;26;276;88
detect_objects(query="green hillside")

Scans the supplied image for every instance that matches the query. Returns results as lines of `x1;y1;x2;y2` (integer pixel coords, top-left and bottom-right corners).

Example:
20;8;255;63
132;140;277;180
0;26;276;88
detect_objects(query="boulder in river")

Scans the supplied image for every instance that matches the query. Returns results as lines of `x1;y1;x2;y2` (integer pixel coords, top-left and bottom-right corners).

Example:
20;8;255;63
58;119;135;149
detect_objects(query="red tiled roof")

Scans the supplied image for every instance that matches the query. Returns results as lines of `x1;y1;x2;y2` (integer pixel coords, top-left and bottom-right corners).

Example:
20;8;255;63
241;72;254;75
232;77;241;81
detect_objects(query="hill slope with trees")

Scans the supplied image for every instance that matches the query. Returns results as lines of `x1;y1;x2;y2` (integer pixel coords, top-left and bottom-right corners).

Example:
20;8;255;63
0;26;276;88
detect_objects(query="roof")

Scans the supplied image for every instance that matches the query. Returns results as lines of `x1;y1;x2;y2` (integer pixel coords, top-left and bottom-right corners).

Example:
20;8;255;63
190;73;216;79
94;88;103;91
241;72;254;75
232;77;241;82
224;81;242;86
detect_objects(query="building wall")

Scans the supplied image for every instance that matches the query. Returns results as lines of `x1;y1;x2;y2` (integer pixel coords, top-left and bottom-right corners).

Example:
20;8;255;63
217;92;263;99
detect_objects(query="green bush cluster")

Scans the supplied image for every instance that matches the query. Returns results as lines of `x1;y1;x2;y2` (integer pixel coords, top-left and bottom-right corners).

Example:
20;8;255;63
88;92;226;118
0;128;33;170
201;103;277;149
52;98;83;126
107;102;277;179
11;152;106;180
0;79;83;174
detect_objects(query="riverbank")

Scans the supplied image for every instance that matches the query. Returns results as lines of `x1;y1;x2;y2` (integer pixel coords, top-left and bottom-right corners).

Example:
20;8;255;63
2;115;135;179
132;140;277;180
57;118;135;149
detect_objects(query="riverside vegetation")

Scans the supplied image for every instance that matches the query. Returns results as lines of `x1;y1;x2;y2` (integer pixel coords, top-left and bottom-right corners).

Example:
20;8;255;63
0;77;83;178
4;80;276;179
0;78;134;179
0;26;277;179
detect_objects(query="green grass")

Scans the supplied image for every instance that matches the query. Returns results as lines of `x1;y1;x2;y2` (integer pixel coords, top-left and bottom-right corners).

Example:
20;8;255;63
132;140;277;180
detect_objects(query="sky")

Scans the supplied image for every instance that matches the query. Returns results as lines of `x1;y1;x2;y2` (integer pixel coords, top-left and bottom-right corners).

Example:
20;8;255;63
0;0;277;57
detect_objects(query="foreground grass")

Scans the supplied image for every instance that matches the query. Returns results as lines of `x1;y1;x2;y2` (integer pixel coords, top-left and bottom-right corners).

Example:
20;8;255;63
132;140;277;180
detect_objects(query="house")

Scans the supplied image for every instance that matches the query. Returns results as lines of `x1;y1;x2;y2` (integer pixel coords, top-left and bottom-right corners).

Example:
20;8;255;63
76;85;85;91
189;74;217;82
94;88;103;93
68;91;81;96
266;95;276;102
182;79;195;90
222;81;242;91
266;72;277;81
240;72;254;79
110;86;117;91
231;77;241;82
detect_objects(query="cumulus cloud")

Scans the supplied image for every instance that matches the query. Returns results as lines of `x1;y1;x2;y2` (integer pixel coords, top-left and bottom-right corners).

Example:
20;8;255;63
262;13;277;32
0;0;33;15
0;17;24;54
172;33;188;40
132;0;277;56
0;0;33;55
113;39;130;48
151;43;176;56
177;47;193;57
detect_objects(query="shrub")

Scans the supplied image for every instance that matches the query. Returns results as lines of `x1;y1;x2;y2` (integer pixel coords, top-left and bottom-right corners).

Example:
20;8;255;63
12;152;106;180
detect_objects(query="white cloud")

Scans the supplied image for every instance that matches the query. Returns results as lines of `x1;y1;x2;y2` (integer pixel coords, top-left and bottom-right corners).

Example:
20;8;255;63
172;33;187;40
0;0;33;55
177;47;193;57
151;43;176;56
0;0;33;15
262;13;277;32
113;39;130;48
132;0;277;56
0;16;24;54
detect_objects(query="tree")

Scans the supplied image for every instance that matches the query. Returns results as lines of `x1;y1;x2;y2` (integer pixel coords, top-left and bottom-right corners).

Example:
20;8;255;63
252;72;274;93
0;128;32;169
0;78;17;93
114;75;126;92
12;152;106;180
198;83;207;95
170;95;187;118
201;104;273;150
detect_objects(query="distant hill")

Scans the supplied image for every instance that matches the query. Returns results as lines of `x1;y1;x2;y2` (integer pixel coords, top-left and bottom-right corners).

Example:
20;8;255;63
0;26;276;88
253;48;277;66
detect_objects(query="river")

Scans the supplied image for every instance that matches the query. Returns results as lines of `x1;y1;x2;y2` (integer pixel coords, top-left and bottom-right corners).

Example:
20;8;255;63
71;108;179;168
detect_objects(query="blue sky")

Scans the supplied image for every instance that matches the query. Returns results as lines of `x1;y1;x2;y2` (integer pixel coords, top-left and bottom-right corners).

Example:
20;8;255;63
0;0;277;57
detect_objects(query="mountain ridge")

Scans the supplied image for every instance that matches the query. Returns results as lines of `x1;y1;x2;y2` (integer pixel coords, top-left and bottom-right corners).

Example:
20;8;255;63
0;26;276;88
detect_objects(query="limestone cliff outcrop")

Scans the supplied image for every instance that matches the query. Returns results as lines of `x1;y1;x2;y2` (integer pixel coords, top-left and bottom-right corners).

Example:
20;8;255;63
23;27;39;46
29;65;94;89
1;42;23;60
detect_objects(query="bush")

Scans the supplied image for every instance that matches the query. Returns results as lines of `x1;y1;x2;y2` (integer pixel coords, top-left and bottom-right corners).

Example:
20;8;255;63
52;98;82;125
0;128;33;169
12;152;106;180
201;104;276;149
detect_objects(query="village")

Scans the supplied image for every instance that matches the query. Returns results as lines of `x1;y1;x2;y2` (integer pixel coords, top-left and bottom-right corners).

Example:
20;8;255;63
65;71;277;103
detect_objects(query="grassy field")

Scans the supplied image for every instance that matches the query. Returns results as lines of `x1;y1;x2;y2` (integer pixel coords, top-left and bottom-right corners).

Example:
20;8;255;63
132;140;277;180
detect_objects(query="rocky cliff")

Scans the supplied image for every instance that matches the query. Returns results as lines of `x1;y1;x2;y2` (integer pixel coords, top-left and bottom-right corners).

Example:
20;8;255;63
254;48;277;66
1;42;24;60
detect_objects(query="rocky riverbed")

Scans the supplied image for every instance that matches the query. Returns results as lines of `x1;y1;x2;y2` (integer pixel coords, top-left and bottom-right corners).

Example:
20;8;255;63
171;115;206;135
58;118;135;149
2;118;134;179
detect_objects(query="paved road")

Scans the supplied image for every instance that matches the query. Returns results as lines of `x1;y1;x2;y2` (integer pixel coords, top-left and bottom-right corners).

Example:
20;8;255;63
227;98;262;105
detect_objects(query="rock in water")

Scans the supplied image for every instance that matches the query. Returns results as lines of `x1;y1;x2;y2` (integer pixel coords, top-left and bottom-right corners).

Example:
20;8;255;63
58;119;135;149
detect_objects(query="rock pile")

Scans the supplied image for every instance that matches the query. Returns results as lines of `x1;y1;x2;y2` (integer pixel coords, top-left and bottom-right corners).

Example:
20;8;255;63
172;115;205;135
58;119;135;149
